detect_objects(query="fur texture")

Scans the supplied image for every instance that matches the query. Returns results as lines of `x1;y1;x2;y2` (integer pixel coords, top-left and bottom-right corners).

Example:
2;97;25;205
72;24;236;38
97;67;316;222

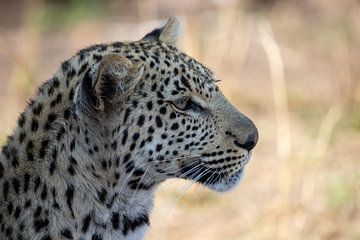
0;17;258;240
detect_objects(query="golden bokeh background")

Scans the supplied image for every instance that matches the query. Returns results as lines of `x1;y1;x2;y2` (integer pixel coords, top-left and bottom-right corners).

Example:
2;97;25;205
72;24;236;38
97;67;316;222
0;0;359;239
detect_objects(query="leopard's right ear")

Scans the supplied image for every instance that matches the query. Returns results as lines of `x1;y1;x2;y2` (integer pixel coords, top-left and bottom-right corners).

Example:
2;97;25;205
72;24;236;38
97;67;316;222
142;16;181;46
75;54;143;113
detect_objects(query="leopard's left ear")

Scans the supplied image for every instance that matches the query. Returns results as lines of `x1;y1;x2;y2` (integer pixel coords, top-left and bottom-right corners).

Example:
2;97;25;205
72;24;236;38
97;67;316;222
142;16;181;46
76;54;143;113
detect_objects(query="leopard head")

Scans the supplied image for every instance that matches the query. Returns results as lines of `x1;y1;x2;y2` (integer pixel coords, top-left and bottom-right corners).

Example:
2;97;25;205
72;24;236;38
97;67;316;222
75;17;258;192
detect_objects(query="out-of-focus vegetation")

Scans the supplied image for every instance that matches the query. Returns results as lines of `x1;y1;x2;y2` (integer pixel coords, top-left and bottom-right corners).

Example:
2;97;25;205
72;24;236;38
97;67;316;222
34;0;106;31
0;0;359;239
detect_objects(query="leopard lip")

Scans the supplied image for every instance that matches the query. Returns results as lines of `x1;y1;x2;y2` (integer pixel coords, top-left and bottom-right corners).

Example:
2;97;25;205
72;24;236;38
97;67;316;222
176;150;252;193
201;153;252;192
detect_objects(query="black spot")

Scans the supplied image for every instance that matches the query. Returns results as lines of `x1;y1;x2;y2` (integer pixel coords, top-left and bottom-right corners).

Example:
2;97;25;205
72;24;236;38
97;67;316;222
0;163;3;178
51;93;62;107
148;126;155;134
122;214;149;235
32;103;43;115
151;83;157;91
101;160;107;170
171;90;179;95
157;91;164;99
7;202;13;215
14;206;21;219
39;140;49;159
91;233;103;240
123;153;131;163
121;129;128;146
111;212;120;229
111;140;117;151
65;184;75;217
44;113;57;130
40;184;48;200
56;126;66;140
33;218;49;232
129;143;136;151
68;165;76;176
24;173;30;192
149;61;155;68
52;77;60;88
78;63;89;76
146;101;153;111
125;161;135;173
18;113;26;127
81;214;92;233
34;176;41;192
123;108;131;124
97;188;107;203
31;119;39;131
11;152;19;168
49;161;56;175
34;206;42;218
61;60;71;73
70;139;76;151
64;109;71;120
18;131;26;143
132;133;140;142
159;107;166;114
137;115;145;126
181;76;192;90
155;116;162;128
67;67;76;80
98;44;107;52
133;168;145;177
112;41;123;48
24;199;32;208
12;178;20;194
156;144;162;152
3;181;9;200
60;228;74;239
171;123;179;130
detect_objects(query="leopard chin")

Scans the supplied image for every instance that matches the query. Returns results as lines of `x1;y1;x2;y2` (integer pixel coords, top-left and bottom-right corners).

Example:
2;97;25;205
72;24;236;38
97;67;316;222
206;167;245;192
199;152;251;192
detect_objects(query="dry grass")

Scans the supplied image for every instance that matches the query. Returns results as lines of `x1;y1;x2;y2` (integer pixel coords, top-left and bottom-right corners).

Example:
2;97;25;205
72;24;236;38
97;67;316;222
0;1;359;239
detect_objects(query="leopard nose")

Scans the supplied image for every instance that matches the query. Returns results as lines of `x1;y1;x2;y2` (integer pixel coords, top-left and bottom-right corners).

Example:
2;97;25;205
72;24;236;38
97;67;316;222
234;129;259;151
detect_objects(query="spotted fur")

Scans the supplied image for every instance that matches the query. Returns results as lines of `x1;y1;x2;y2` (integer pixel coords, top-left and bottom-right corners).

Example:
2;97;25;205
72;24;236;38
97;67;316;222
0;17;258;240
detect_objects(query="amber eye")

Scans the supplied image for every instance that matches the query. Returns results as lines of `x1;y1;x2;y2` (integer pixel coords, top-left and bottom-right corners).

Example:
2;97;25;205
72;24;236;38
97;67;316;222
173;96;190;110
172;96;204;112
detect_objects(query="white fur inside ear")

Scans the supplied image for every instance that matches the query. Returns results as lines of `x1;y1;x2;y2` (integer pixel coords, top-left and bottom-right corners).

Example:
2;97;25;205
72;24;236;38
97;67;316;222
159;16;181;45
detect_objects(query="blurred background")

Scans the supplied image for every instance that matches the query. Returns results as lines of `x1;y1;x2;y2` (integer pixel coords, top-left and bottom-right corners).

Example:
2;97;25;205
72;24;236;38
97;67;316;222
0;0;359;239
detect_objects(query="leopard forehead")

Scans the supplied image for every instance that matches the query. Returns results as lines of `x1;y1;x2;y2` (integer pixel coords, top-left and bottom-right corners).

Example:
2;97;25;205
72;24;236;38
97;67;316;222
76;41;217;93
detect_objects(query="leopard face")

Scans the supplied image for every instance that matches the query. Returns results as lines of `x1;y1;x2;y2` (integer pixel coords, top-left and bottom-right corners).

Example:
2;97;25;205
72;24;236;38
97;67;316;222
76;17;258;193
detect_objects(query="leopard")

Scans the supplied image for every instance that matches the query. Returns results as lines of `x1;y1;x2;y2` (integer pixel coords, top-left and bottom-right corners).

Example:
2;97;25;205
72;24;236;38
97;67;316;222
0;17;258;240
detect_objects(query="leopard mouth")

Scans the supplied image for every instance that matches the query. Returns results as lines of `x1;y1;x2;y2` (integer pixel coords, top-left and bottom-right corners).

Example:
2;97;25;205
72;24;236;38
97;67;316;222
179;152;251;192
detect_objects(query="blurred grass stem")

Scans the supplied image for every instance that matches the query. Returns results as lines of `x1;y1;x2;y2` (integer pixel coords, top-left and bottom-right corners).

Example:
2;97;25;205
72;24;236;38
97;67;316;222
258;17;291;239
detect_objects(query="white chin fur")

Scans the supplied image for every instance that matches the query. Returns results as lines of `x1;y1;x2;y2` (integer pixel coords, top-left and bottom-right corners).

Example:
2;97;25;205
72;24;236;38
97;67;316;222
206;153;251;192
206;168;245;192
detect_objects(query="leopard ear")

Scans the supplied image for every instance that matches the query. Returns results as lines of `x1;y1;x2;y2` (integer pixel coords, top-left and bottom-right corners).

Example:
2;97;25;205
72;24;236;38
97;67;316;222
142;16;181;46
79;54;143;112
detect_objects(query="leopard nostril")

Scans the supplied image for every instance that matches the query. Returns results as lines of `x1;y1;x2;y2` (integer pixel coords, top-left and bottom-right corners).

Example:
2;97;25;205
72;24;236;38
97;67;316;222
242;140;256;151
246;131;258;151
233;132;258;151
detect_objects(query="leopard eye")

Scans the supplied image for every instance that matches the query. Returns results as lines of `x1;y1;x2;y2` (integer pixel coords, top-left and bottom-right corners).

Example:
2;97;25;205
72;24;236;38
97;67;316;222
173;97;189;110
172;96;204;112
